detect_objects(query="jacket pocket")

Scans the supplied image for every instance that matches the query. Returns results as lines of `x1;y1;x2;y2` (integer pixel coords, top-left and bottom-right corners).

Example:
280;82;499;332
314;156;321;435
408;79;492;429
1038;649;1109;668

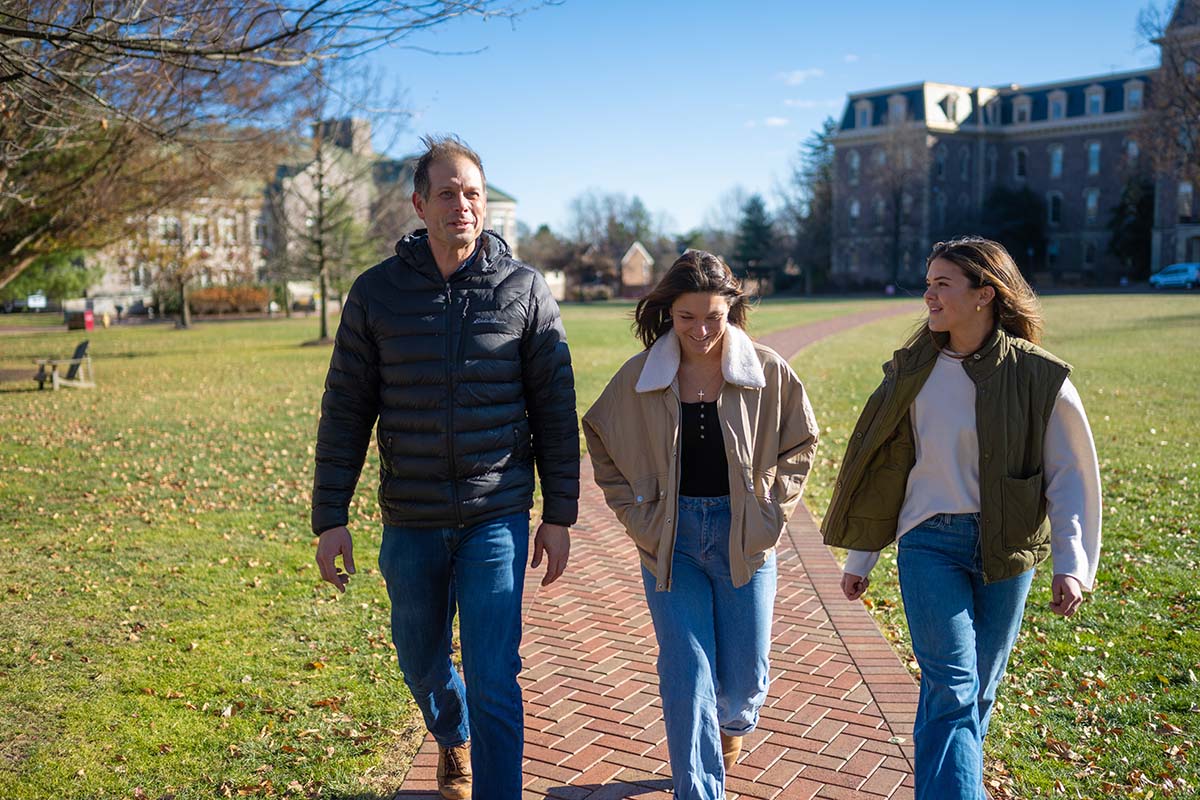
743;493;784;555
1000;471;1046;551
512;420;532;464
617;474;666;555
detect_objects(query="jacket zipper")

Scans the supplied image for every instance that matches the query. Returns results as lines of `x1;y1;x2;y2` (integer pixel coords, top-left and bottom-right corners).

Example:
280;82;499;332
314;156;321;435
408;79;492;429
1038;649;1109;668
445;284;464;527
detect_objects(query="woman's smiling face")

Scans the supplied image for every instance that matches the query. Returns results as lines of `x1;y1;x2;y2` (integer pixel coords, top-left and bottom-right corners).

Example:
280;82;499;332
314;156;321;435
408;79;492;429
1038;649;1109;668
671;292;730;358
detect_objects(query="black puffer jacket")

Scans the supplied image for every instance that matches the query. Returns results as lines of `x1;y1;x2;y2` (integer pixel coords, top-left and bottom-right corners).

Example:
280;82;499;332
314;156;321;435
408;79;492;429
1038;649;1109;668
311;230;579;534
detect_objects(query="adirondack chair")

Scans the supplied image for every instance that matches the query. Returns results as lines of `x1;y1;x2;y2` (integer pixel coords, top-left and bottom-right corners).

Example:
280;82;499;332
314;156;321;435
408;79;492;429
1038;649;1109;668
33;339;95;390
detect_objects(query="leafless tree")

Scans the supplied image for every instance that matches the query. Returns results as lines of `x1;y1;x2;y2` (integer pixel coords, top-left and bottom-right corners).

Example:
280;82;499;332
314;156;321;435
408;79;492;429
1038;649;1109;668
0;1;534;290
1136;3;1200;187
871;125;931;286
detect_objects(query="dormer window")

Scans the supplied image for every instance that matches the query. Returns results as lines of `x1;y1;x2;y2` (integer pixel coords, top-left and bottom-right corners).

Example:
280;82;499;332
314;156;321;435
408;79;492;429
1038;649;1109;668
1048;90;1067;121
943;93;959;122
1086;85;1104;116
888;94;908;125
1013;95;1032;124
855;99;873;129
1125;79;1145;111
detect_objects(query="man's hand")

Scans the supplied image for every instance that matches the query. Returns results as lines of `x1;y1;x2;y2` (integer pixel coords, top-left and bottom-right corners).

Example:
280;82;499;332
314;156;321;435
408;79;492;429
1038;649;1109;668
1049;573;1083;617
841;572;870;601
531;523;570;586
316;526;356;593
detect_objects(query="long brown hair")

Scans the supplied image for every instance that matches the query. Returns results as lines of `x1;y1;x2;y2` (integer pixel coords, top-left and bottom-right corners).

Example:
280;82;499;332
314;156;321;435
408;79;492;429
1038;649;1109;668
917;236;1044;344
633;250;748;349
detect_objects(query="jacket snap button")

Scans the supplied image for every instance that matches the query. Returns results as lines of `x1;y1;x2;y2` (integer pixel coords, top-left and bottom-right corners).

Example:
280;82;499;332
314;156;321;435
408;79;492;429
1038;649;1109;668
636;495;644;503
855;432;863;439
659;490;666;498
973;353;981;360
666;517;672;524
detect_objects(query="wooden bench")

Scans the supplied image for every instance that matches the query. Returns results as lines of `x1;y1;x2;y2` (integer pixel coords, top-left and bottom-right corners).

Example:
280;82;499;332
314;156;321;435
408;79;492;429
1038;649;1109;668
33;339;94;390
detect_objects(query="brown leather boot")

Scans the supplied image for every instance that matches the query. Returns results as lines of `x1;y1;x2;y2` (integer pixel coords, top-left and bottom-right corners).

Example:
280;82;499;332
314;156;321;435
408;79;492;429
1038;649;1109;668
436;741;471;800
720;733;743;772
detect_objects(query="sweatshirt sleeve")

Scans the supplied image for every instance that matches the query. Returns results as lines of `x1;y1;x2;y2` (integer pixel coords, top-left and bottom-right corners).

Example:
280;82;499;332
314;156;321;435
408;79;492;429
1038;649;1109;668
843;549;881;579
1043;377;1102;591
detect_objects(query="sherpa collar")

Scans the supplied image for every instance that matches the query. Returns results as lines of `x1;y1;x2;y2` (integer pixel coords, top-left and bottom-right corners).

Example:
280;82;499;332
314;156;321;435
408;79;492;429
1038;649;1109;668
634;324;766;393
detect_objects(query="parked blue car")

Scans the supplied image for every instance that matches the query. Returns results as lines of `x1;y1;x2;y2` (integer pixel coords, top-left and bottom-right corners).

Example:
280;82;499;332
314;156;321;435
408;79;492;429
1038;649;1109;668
1149;262;1200;289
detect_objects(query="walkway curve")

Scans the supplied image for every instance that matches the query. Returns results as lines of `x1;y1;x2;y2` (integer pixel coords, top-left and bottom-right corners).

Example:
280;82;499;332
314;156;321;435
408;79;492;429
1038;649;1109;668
399;302;923;799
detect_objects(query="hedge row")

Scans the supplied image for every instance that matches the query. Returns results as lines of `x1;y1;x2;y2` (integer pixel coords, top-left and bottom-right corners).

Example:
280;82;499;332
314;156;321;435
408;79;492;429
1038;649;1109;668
189;285;271;315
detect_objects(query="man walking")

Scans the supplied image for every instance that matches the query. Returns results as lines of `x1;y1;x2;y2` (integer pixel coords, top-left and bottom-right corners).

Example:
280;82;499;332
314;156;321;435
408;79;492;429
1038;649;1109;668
311;135;579;799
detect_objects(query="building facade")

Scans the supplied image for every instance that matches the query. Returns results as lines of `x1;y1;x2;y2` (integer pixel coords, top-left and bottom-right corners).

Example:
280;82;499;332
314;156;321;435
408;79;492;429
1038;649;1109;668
830;1;1200;286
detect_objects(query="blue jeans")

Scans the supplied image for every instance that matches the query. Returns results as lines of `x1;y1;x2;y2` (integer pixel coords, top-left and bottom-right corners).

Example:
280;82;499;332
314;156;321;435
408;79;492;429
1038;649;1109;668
641;496;777;800
378;512;529;800
898;513;1034;800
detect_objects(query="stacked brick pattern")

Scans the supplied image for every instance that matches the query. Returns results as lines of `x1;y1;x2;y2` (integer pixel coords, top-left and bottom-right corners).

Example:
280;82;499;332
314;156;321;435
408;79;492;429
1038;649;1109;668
398;306;922;799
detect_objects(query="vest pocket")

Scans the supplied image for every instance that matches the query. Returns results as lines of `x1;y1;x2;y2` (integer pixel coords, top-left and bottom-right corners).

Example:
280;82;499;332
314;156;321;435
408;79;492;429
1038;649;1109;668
1000;471;1046;551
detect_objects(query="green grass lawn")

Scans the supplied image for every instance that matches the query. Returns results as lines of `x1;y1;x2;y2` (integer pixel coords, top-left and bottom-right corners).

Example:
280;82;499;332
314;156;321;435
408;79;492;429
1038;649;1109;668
0;294;1195;798
793;294;1200;799
0;311;67;329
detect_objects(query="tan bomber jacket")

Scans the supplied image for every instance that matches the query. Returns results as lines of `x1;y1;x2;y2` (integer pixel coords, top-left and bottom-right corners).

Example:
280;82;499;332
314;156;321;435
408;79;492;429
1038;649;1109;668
583;324;819;590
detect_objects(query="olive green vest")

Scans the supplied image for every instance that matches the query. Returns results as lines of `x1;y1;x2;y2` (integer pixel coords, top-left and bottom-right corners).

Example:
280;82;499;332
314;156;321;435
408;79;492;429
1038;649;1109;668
821;326;1070;584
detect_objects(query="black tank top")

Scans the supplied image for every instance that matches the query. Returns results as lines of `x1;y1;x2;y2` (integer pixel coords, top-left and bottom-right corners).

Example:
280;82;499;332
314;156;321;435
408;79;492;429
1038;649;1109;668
679;401;730;497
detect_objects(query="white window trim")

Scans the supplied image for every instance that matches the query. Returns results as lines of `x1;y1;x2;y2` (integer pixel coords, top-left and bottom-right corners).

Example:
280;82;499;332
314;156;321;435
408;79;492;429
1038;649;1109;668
888;94;908;125
1085;84;1105;117
1048;89;1067;121
855;99;873;129
1013;94;1032;124
1124;78;1145;111
1084;188;1101;226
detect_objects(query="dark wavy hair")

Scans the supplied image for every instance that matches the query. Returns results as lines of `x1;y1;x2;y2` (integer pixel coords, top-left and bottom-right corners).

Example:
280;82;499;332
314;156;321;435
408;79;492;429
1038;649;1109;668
632;250;748;349
916;236;1044;344
413;134;486;200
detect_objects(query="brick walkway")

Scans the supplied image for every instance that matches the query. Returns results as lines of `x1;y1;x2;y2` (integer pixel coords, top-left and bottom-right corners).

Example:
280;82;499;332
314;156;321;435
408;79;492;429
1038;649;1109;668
398;303;923;799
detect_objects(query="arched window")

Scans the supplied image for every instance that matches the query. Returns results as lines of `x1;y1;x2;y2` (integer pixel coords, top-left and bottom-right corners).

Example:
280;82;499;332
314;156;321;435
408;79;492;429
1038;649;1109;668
1087;142;1102;176
1049;145;1064;179
848;151;861;185
849;199;861;229
1014;148;1028;179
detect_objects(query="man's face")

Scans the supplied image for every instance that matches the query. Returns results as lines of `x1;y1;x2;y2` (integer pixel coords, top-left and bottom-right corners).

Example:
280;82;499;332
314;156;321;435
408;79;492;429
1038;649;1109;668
412;156;487;255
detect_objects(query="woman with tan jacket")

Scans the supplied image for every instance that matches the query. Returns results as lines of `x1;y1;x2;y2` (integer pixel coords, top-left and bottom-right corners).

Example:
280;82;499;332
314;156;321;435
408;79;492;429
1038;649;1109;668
583;250;818;800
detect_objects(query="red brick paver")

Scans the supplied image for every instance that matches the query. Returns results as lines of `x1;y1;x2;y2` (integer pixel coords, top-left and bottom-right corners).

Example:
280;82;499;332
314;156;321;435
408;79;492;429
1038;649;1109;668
398;304;923;799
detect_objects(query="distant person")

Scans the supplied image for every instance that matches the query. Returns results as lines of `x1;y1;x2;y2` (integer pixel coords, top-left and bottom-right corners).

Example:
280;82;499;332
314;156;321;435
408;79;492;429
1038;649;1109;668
311;134;579;800
822;236;1101;800
583;250;819;800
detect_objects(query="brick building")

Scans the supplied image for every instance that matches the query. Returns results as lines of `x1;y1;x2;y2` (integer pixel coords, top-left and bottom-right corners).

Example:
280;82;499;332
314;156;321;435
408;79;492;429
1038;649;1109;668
830;0;1200;287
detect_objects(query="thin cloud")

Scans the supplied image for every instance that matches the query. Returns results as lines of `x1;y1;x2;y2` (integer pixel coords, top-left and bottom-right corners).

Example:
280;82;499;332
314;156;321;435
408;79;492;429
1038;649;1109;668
764;117;790;127
744;120;758;129
844;53;860;63
777;68;824;86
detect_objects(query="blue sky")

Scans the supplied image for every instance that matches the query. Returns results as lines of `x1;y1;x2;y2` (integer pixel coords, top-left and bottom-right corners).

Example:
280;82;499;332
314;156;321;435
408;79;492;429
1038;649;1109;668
367;0;1157;235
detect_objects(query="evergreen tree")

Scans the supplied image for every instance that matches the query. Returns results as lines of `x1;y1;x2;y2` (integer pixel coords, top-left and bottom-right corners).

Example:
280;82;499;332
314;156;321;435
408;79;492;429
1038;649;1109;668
1107;178;1155;280
733;194;775;276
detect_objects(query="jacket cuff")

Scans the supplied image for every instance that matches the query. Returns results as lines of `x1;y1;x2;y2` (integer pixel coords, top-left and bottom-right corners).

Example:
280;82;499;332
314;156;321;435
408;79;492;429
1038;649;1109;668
312;508;349;536
540;497;578;527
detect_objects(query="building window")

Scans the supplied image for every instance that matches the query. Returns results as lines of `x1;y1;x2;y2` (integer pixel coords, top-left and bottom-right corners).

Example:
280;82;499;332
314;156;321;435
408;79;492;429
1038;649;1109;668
875;148;887;168
159;216;182;244
1126;79;1146;110
218;218;237;245
934;192;947;228
1185;61;1198;78
888;95;908;124
1085;189;1100;226
1087;142;1101;176
935;146;947;179
960;147;971;181
987;147;998;181
1047;240;1059;268
1048;90;1067;121
945;93;959;121
191;217;210;247
1084;242;1097;266
848;151;861;185
1014;96;1032;124
849;199;861;229
901;192;913;219
856;100;872;129
873;196;886;227
1086;86;1104;116
1049;145;1063;179
1048;193;1063;225
1179;182;1194;222
1014;148;1028;179
1126;139;1140;167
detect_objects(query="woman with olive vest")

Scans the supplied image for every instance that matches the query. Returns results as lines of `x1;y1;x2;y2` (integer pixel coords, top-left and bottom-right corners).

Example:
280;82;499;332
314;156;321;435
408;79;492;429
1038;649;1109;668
823;237;1101;800
583;250;818;800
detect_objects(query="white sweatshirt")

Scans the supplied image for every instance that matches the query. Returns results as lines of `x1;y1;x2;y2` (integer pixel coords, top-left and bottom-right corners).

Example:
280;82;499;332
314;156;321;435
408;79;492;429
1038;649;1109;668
843;351;1102;590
